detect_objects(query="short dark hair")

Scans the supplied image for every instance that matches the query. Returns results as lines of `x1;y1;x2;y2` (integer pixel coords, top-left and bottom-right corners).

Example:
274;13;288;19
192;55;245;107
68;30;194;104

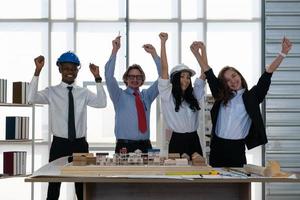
122;64;145;86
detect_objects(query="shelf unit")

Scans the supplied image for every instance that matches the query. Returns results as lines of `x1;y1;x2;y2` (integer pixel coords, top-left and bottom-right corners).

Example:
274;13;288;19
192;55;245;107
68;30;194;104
0;103;35;200
203;95;214;161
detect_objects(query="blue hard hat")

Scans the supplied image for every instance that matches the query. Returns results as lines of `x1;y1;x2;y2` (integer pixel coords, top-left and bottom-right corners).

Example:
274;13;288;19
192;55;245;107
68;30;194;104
56;51;80;66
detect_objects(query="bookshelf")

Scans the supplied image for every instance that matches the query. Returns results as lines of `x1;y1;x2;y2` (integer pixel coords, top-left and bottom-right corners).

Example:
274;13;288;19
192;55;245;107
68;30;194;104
0;103;36;176
203;94;214;162
0;102;36;200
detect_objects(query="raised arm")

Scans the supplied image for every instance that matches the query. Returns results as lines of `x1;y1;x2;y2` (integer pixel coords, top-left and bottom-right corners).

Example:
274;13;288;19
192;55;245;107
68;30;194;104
266;37;292;73
143;43;161;77
33;55;45;76
112;36;121;55
143;44;158;59
190;41;210;76
89;63;102;81
159;32;169;79
104;36;121;81
28;55;49;104
191;41;222;98
87;63;107;108
104;36;122;104
141;42;163;102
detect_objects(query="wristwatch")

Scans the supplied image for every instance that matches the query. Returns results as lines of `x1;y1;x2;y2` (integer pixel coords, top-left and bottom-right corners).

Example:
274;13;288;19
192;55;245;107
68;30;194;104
95;77;102;83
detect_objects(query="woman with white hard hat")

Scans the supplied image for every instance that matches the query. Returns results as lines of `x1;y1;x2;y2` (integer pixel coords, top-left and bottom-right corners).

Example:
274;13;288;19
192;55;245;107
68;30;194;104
158;32;206;158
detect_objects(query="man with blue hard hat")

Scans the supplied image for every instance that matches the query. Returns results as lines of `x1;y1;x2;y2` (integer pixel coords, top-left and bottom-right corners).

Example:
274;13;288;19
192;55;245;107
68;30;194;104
56;51;81;67
28;51;107;200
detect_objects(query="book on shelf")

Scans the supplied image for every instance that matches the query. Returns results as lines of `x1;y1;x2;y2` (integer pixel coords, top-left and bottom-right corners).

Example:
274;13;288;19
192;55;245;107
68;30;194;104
0;78;7;103
3;151;27;176
12;81;29;104
5;116;30;140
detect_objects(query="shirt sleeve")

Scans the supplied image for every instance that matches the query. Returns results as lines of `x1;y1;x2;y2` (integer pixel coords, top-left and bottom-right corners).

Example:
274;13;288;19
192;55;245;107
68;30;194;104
204;68;221;99
86;82;107;108
158;78;172;101
251;70;273;103
104;54;122;105
193;78;206;102
153;55;162;77
27;76;49;104
142;55;162;103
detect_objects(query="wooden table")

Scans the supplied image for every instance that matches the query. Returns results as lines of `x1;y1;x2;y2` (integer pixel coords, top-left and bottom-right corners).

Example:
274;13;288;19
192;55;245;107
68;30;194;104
25;157;300;200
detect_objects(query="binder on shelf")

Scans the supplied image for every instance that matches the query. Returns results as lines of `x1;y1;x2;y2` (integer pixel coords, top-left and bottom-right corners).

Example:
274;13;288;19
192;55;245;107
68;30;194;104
13;152;17;175
22;151;27;175
3;151;27;176
3;152;14;175
5;117;16;140
13;81;29;104
6;116;30;140
0;78;7;103
21;117;29;139
15;117;20;139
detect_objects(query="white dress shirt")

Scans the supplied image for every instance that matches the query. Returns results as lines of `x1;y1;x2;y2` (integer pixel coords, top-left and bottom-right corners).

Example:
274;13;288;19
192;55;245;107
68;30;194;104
28;76;107;139
158;78;205;133
215;89;252;139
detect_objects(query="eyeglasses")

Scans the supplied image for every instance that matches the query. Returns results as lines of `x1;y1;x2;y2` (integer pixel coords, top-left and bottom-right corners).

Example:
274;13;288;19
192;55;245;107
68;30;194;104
127;75;143;81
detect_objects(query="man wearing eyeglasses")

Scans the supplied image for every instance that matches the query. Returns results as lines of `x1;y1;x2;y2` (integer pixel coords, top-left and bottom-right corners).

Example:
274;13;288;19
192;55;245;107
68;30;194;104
105;36;161;153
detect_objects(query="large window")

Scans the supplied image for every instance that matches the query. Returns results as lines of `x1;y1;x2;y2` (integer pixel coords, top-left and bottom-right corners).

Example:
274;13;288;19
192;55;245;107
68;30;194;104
0;1;261;199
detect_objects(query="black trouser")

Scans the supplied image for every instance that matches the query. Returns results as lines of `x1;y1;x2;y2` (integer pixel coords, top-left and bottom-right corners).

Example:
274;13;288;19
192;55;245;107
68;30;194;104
209;134;246;167
115;139;152;153
169;131;203;158
47;136;89;200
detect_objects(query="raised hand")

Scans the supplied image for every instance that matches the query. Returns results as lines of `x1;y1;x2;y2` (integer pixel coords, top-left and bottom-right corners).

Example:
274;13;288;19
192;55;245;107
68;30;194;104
159;32;168;43
34;55;45;70
112;36;121;54
190;42;206;61
190;41;201;56
160;32;169;79
281;37;292;55
190;41;209;72
34;55;45;76
266;37;293;73
198;42;208;67
89;63;100;78
143;44;157;56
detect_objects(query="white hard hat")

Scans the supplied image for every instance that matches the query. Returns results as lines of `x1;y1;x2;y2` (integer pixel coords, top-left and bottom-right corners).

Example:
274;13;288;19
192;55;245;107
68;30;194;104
170;64;196;77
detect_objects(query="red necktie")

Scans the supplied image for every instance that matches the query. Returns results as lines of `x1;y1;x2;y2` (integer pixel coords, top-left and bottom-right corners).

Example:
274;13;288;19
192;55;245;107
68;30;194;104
133;91;147;133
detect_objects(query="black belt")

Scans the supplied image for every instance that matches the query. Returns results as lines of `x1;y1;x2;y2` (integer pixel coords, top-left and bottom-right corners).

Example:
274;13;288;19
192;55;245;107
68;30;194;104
173;131;197;134
53;135;86;142
117;139;150;144
212;134;245;144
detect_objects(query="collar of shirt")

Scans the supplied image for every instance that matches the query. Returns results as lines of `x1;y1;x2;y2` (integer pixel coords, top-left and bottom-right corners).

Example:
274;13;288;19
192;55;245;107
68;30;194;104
125;87;141;95
60;81;77;89
232;88;245;97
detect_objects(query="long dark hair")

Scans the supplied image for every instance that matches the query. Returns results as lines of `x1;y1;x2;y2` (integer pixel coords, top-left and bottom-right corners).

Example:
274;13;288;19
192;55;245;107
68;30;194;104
171;72;200;112
216;66;248;106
